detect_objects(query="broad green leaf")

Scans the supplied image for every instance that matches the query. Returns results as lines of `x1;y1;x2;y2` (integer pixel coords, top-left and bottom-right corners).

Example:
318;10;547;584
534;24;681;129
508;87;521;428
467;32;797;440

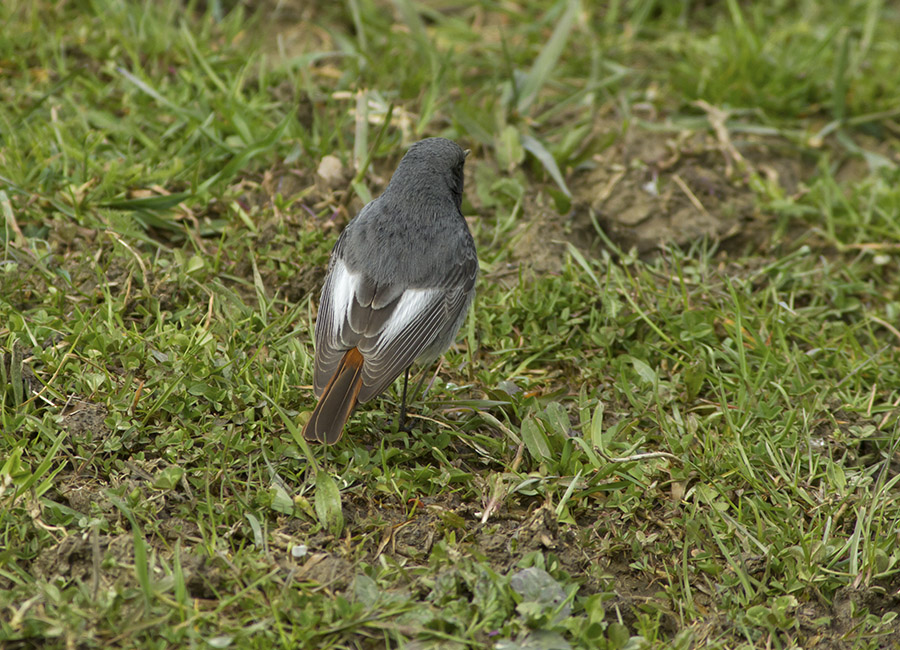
522;416;553;463
152;465;184;490
631;357;657;384
315;470;344;537
270;483;294;515
497;125;525;171
521;134;571;197
684;358;707;401
590;401;604;450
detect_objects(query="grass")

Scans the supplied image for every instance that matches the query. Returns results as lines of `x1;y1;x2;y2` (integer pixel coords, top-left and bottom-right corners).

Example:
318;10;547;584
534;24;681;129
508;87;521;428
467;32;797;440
2;0;900;648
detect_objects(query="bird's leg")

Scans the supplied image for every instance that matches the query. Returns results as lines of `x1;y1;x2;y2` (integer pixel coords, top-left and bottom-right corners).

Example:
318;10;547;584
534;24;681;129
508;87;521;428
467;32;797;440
397;365;435;432
409;368;430;407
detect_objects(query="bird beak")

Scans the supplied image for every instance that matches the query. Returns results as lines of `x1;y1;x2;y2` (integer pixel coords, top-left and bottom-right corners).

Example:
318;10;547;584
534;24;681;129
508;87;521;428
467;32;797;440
464;149;471;158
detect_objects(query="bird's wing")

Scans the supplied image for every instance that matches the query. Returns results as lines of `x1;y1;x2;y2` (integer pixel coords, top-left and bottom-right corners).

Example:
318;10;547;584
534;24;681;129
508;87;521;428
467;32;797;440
313;257;371;395
356;282;473;402
313;253;475;402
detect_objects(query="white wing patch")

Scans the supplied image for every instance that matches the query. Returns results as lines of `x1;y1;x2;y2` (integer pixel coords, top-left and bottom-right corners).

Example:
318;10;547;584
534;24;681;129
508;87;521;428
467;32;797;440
328;260;359;340
375;288;442;351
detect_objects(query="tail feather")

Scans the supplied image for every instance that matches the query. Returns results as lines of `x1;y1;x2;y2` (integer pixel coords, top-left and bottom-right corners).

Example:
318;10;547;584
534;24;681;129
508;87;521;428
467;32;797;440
302;347;365;444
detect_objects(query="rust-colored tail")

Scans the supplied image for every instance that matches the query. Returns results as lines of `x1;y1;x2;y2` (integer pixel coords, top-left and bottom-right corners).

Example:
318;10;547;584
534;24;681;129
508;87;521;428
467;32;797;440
302;347;365;444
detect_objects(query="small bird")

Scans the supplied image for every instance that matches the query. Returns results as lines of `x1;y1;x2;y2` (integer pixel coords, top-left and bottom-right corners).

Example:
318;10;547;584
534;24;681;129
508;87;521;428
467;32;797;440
302;137;478;444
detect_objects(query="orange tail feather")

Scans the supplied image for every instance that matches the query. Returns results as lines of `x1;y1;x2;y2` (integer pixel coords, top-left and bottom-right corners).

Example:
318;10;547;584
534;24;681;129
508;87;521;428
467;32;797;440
302;347;365;444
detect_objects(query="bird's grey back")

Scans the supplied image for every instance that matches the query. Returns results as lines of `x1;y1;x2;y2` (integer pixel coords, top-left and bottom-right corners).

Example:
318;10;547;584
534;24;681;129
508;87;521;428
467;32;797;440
337;137;475;290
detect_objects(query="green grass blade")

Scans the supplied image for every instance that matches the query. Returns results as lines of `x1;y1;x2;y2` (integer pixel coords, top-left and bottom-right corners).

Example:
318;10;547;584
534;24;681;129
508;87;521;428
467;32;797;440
516;0;581;114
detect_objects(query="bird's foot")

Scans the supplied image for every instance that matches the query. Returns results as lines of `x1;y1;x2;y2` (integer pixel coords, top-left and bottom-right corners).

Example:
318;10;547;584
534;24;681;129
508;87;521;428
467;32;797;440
395;412;415;433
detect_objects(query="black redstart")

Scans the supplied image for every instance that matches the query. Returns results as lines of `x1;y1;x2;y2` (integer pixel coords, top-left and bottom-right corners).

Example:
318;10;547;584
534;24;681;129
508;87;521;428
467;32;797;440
302;137;478;444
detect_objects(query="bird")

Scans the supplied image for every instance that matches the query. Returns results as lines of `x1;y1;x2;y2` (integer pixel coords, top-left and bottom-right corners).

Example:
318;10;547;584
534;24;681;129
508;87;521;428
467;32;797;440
301;137;478;444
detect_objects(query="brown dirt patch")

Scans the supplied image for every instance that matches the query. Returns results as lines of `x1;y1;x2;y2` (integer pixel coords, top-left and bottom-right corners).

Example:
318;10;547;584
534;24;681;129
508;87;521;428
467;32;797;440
569;125;810;256
30;528;223;602
282;486;900;649
61;401;110;441
495;118;820;277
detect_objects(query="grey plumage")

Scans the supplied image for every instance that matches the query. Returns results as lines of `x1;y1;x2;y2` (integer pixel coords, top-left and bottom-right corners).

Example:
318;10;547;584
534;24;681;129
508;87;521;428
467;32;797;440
303;137;478;444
